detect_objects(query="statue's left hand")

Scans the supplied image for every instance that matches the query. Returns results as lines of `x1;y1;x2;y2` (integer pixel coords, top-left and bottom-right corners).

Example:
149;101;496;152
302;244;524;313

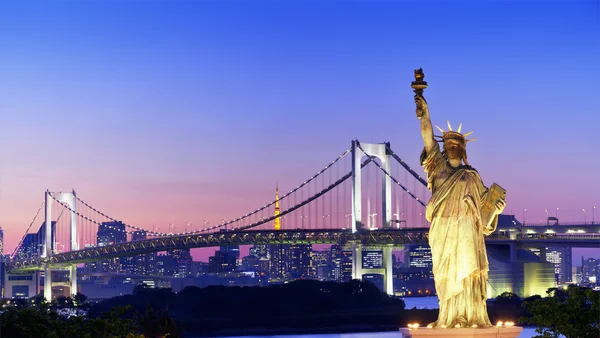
495;199;506;214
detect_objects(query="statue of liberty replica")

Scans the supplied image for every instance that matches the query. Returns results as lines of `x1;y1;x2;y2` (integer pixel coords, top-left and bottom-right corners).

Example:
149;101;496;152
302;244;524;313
412;69;507;329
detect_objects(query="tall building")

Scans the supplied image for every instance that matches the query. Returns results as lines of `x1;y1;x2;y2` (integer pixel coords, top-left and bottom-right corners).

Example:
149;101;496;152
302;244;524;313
582;257;599;283
94;221;127;272
248;244;271;277
311;250;330;280
547;247;572;283
289;244;312;279
274;184;281;230
15;222;56;259
168;248;192;278
250;244;270;260
208;245;238;273
340;250;353;282
408;245;433;279
155;254;176;276
129;230;155;275
329;245;342;281
528;247;572;283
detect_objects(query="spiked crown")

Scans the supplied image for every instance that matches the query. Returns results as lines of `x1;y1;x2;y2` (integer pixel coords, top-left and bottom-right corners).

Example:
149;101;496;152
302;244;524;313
434;121;476;145
434;121;476;166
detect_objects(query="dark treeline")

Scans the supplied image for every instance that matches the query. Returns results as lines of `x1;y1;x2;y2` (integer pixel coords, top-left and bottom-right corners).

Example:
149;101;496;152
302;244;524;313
89;279;407;335
1;281;597;337
87;281;599;337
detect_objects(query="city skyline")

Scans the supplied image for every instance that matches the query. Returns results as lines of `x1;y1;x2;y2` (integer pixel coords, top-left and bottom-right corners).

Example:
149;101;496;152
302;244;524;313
0;1;598;262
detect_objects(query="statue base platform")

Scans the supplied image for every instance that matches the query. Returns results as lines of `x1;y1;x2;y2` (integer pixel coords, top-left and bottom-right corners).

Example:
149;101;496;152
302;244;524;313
399;326;523;338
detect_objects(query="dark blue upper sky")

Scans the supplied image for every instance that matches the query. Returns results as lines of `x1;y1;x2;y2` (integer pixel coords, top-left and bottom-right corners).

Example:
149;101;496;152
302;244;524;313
0;0;598;261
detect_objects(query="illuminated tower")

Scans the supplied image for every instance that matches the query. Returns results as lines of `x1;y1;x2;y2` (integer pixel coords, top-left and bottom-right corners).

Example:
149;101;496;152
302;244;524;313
274;184;281;230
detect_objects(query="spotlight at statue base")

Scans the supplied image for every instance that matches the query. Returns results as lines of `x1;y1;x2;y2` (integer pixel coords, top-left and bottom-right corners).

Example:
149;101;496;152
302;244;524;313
399;325;523;338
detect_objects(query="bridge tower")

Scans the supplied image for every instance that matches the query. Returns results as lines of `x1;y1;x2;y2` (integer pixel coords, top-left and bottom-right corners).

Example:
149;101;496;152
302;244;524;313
42;190;78;301
274;184;281;230
350;140;394;295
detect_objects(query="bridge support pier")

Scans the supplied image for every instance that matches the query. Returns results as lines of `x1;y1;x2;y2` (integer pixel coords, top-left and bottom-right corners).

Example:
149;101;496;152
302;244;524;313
44;264;52;302
382;246;393;295
509;243;518;261
351;243;395;296
352;243;363;280
70;264;78;296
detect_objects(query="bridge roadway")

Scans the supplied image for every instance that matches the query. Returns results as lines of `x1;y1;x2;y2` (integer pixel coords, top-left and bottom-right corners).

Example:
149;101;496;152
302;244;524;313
8;225;600;273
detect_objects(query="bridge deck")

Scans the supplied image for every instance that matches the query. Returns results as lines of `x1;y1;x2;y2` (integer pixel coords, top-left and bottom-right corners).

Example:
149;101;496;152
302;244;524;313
8;228;599;272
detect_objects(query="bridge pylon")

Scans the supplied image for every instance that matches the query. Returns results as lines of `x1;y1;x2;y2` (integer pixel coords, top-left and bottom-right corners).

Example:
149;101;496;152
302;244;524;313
351;141;394;295
351;140;392;233
43;190;78;301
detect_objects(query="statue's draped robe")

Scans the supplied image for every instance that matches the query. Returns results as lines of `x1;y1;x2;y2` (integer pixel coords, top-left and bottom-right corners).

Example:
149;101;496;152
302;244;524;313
420;143;498;328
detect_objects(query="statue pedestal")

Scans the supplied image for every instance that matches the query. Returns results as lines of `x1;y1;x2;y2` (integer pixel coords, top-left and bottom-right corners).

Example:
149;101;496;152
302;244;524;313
399;326;523;338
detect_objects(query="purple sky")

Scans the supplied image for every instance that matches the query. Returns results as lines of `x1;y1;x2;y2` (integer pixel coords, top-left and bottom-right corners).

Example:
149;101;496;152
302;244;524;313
0;1;598;264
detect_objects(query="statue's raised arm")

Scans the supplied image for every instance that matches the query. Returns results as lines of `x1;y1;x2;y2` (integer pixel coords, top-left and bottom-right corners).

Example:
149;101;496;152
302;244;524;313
411;69;436;153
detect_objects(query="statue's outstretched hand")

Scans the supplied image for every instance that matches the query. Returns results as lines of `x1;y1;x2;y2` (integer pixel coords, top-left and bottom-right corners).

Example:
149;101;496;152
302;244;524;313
495;199;506;214
414;95;429;119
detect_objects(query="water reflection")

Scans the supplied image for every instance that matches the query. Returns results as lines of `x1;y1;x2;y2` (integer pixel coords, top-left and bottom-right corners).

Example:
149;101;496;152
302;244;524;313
229;328;542;338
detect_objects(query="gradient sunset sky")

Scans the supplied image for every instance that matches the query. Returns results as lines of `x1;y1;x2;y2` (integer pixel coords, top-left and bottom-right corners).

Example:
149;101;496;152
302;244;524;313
0;1;598;263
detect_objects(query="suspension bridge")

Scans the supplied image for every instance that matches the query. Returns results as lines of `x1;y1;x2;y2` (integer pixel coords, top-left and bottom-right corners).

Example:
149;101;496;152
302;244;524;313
5;140;599;300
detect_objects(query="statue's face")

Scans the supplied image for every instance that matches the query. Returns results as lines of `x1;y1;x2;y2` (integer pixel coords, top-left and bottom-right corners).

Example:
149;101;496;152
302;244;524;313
444;140;464;164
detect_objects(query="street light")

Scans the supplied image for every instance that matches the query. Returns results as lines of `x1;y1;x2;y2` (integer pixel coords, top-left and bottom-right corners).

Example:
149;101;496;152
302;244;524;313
523;208;527;225
593;206;596;225
582;209;586;224
556;207;559;219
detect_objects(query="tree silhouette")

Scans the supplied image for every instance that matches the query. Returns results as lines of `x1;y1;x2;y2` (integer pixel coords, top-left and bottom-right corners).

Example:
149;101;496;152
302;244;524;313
73;292;88;307
521;286;600;338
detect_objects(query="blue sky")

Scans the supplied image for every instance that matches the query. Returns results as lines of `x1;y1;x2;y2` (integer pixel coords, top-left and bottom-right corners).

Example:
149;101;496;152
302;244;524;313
0;0;598;262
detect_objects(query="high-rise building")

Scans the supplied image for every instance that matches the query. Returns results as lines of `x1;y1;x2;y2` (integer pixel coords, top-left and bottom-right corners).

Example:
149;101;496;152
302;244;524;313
15;222;56;259
528;247;572;283
245;246;271;277
408;245;433;279
94;221;127;272
582;257;598;283
311;250;330;280
269;244;312;280
289;244;312;279
208;246;238;274
168;248;192;278
546;247;572;283
128;230;155;275
250;244;270;260
155;254;176;276
340;250;353;282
